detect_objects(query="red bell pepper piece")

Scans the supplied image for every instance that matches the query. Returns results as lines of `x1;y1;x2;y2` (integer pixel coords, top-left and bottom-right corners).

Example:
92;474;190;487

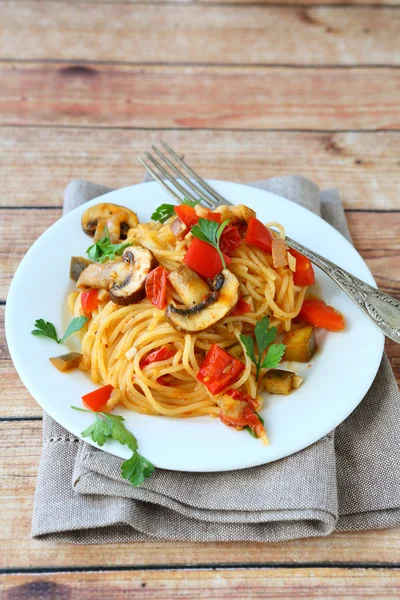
140;347;176;368
145;266;168;309
81;289;99;315
174;204;198;228
196;344;245;395
183;238;231;279
82;384;114;412
230;296;252;316
244;217;273;254
299;298;345;331
205;212;222;223
288;249;315;286
219;225;242;256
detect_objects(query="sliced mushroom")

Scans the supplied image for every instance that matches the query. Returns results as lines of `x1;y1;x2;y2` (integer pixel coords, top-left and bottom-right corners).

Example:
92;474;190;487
165;269;239;333
77;245;157;306
81;203;139;243
168;266;210;306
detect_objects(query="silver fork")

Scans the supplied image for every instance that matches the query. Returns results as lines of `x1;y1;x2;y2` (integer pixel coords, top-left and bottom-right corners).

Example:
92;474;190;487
139;141;400;343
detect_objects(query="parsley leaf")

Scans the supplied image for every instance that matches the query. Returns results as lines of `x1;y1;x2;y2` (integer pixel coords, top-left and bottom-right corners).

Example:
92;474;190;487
240;316;286;381
71;405;154;487
150;203;175;224
31;319;59;343
191;218;230;271
121;452;155;487
86;228;131;263
32;316;87;344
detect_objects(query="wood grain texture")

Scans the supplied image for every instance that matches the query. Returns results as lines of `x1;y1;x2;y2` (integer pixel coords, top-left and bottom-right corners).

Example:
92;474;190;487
1;420;400;570
3;63;400;130
1;4;399;65
1;128;400;209
2;568;400;599
12;0;400;5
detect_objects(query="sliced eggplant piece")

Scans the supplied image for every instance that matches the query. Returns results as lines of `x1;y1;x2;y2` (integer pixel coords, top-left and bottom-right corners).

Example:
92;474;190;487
81;203;139;243
265;369;295;395
168;266;210;306
165;269;239;333
70;256;92;281
49;352;83;372
283;325;316;362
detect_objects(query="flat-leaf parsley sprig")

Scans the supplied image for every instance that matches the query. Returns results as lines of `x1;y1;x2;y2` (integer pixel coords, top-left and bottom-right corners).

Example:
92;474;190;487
151;198;202;224
71;406;154;486
191;218;230;270
240;316;286;381
32;316;88;344
86;227;131;263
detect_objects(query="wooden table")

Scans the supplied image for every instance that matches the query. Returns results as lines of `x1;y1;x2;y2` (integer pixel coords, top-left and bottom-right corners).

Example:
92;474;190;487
1;1;399;597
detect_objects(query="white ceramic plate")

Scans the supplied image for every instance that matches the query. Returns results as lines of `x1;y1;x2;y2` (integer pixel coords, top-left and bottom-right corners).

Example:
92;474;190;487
6;180;384;471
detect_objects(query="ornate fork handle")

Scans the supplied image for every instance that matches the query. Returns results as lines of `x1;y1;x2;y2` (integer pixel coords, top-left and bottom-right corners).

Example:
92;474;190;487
285;236;400;344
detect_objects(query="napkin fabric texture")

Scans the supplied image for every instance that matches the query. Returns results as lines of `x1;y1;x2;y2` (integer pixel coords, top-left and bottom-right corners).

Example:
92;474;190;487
32;175;400;543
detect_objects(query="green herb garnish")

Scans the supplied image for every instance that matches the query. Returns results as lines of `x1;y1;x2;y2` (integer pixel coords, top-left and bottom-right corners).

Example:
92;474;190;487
245;412;265;438
151;198;202;224
71;406;154;486
240;316;286;381
191;218;230;270
86;228;131;263
32;316;88;344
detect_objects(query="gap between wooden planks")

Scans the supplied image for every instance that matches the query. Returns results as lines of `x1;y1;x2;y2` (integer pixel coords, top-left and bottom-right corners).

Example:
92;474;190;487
1;128;400;209
1;3;399;65
2;63;400;130
1;422;400;568
1;568;400;599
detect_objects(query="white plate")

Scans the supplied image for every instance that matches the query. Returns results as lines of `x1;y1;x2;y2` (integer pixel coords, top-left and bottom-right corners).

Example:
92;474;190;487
6;180;384;471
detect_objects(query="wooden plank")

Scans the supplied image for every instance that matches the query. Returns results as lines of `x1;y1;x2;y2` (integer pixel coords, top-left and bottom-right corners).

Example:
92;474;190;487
1;420;400;570
1;128;400;209
2;568;400;599
2;63;400;130
12;0;400;5
1;4;399;65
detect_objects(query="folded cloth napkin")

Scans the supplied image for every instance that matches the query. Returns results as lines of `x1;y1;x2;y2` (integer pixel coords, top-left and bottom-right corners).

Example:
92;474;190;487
32;175;400;543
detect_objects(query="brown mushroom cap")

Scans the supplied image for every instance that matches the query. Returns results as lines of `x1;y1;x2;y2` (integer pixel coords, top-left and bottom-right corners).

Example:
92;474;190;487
81;203;139;243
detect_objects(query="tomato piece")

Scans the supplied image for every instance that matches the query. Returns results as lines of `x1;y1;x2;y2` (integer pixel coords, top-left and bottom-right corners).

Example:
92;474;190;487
183;238;231;279
145;266;168;309
82;384;114;412
219;396;265;439
81;289;99;315
205;212;222;223
288;249;315;286
230;296;252;316
174;204;198;228
219;225;242;256
140;347;176;368
299;298;345;331
196;344;245;395
226;388;258;410
244;217;273;254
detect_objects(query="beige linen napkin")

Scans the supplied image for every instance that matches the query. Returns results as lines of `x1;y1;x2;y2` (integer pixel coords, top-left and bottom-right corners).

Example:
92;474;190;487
32;175;400;543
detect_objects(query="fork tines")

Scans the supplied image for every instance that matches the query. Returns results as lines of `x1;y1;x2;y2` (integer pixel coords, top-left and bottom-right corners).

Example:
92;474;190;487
138;141;230;208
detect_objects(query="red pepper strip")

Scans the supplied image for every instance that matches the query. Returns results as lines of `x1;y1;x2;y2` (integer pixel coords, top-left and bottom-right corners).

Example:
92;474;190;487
81;289;99;315
230;296;252;316
183;238;231;279
145;266;168;309
226;388;258;410
174;205;222;228
288;249;315;286
140;347;176;368
219;225;242;256
219;396;265;439
196;344;245;395
299;298;345;332
244;217;273;255
82;384;114;412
